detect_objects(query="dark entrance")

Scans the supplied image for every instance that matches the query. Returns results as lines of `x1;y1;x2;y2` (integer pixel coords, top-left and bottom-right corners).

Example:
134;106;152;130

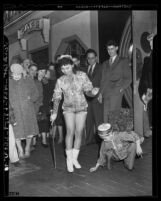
30;47;49;69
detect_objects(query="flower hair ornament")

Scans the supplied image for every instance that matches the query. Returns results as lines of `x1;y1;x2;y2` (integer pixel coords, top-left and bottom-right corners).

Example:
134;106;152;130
57;54;73;60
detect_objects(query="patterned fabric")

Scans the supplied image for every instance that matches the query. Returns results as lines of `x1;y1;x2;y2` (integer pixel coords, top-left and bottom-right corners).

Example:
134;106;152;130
52;71;93;113
97;131;140;165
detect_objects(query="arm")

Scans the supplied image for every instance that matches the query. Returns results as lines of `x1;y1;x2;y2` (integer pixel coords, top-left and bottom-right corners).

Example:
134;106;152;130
82;73;98;97
89;141;106;172
138;57;151;104
51;79;62;115
121;58;132;91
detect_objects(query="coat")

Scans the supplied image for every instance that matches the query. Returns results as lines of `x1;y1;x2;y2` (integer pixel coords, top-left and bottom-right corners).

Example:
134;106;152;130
9;76;39;139
34;79;43;114
99;56;132;98
138;55;152;102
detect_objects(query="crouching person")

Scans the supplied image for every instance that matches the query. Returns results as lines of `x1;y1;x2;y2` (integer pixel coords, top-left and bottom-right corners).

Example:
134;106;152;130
90;123;144;172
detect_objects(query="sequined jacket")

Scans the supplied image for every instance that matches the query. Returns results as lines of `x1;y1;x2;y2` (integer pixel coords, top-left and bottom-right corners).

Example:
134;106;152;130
97;131;140;165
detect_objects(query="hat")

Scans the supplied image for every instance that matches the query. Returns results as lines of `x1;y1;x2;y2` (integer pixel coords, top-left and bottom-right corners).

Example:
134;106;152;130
98;123;112;138
10;64;23;74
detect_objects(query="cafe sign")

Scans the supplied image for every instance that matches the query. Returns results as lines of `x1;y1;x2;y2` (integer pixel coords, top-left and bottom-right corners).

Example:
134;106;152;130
17;18;50;50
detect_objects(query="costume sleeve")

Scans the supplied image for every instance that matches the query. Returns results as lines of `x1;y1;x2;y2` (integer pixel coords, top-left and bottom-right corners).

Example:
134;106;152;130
121;58;132;90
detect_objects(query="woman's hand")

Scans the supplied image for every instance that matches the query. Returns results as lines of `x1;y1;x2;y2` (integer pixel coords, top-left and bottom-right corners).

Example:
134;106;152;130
136;143;143;156
50;113;57;123
91;87;99;96
98;93;102;103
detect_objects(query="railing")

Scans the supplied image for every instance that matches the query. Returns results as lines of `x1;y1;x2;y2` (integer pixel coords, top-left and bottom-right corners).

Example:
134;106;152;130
3;11;30;27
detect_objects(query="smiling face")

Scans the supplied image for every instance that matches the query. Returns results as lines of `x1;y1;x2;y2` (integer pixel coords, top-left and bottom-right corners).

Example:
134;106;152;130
61;64;73;75
107;45;118;58
87;52;97;66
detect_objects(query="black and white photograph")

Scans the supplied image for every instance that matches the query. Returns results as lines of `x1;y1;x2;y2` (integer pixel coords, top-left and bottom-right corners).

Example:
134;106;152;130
3;5;157;197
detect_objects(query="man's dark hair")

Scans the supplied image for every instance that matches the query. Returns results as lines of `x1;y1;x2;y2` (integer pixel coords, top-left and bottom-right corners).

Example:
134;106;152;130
85;49;97;57
106;40;118;47
72;54;80;60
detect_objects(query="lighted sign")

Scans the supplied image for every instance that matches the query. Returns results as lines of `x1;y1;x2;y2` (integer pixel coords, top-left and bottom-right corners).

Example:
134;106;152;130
18;19;43;39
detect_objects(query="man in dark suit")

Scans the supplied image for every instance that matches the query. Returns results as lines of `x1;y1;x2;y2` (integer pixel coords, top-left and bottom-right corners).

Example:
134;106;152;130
98;40;132;123
138;33;155;136
85;49;103;145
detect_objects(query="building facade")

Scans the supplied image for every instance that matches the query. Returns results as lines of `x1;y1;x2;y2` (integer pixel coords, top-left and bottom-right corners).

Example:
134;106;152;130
4;10;99;69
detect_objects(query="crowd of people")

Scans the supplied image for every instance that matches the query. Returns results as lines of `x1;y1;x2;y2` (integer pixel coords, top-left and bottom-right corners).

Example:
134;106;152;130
9;35;154;172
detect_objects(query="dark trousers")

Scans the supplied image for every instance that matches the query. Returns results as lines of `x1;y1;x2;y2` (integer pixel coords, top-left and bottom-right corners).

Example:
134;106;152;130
103;94;123;123
86;99;103;145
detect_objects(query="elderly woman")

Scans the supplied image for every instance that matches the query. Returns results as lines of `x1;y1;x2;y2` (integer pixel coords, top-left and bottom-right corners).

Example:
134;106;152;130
9;63;39;158
50;55;99;172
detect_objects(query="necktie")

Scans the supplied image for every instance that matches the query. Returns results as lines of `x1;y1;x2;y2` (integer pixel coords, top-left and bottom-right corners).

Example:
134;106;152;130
88;65;93;76
109;58;113;65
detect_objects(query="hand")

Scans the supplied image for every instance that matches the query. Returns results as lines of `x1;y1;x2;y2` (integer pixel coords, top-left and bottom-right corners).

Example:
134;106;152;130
50;113;57;123
120;88;123;93
89;166;98;172
136;144;143;156
98;93;102;103
92;87;99;96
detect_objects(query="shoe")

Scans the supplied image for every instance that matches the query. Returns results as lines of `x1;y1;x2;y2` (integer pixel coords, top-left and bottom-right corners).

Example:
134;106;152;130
72;148;81;169
24;151;30;158
41;142;49;148
12;161;22;167
18;151;25;159
65;149;74;172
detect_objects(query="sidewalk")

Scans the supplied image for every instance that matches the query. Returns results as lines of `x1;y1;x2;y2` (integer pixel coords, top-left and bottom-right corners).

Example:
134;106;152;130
9;136;152;197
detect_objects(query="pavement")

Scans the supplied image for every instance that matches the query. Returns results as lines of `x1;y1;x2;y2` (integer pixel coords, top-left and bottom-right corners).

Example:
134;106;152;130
9;136;152;197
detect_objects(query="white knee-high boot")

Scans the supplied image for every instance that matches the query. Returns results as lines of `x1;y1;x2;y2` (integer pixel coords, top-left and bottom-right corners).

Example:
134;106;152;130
72;148;81;169
65;149;74;172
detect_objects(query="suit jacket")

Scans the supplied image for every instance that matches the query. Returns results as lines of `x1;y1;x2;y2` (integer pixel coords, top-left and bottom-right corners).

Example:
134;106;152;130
99;56;132;98
138;55;152;102
86;63;103;102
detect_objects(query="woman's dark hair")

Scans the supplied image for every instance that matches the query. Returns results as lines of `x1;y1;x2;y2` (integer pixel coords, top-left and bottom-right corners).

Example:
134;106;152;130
58;57;77;74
